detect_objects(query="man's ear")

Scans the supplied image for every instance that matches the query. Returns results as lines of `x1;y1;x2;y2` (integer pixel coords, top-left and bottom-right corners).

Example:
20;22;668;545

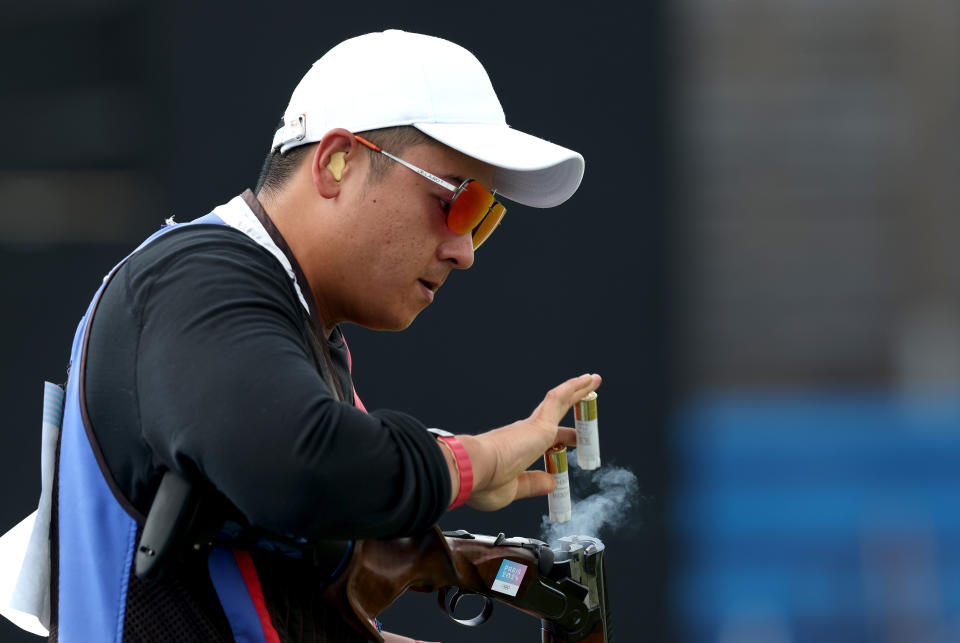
311;128;360;198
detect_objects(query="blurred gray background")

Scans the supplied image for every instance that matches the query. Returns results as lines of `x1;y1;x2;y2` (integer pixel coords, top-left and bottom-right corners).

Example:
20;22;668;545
5;0;960;642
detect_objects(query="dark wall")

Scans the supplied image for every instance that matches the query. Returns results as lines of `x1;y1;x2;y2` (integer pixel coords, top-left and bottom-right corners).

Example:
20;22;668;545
1;3;668;642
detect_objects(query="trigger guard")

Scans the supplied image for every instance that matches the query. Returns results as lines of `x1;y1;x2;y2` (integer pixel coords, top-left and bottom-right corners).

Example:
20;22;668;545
436;587;494;627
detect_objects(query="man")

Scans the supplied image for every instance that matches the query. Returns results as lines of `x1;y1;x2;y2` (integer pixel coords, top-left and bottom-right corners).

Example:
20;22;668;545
27;30;597;642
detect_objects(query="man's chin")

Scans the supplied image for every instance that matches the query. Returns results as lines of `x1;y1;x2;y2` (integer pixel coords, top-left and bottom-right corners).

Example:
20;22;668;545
358;309;422;333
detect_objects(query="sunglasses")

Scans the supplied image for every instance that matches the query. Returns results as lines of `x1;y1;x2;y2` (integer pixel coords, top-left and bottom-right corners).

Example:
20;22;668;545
354;135;506;250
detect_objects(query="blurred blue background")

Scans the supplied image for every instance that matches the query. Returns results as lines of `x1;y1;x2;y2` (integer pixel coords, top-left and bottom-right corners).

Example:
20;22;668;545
669;1;960;641
674;396;960;642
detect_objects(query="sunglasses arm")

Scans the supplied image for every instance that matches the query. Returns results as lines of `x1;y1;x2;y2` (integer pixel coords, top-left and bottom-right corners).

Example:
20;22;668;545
354;135;459;193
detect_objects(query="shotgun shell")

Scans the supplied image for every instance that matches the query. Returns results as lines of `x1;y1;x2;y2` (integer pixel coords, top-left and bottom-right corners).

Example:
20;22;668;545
544;444;571;523
574;392;601;470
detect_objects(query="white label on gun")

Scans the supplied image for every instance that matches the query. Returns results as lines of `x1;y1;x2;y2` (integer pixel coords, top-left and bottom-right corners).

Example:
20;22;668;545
491;559;527;597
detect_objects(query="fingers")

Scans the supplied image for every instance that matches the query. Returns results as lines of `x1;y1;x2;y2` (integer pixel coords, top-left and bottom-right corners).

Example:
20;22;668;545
513;470;557;500
556;426;577;447
468;470;557;512
468;375;599;512
533;373;601;426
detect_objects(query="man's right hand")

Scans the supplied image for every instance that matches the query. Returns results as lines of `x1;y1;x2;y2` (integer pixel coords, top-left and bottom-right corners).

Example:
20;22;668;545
439;373;601;512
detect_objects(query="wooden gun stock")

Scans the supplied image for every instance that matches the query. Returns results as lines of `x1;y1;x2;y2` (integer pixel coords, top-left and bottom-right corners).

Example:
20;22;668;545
322;527;611;643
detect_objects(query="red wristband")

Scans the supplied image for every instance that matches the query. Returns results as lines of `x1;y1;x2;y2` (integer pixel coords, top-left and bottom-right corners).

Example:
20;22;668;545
435;434;473;510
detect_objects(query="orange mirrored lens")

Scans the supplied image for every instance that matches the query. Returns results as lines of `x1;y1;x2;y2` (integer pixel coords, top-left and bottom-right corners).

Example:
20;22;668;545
446;179;505;249
471;202;505;249
447;180;494;234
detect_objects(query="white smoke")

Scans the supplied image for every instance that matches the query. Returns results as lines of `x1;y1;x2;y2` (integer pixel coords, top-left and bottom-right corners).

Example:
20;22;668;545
539;449;641;545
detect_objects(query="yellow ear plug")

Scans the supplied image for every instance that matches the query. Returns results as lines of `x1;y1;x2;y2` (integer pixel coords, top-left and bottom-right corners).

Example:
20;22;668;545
328;152;346;181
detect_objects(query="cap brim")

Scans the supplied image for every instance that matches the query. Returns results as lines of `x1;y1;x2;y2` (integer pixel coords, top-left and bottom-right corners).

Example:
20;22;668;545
413;122;584;208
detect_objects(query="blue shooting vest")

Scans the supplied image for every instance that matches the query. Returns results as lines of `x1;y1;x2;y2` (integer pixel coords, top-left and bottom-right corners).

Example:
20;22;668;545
55;213;288;642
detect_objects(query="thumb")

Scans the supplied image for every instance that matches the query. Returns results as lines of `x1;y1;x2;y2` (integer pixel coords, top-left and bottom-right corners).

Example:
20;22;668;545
532;373;601;426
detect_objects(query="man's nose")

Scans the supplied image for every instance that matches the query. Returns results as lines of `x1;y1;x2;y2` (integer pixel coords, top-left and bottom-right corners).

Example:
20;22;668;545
438;232;475;269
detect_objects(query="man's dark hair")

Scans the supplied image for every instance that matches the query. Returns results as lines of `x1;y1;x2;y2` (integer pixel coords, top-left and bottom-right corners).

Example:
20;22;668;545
255;123;435;197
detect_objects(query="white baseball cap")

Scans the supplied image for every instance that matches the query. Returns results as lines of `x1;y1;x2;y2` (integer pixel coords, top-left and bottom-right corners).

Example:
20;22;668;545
271;30;584;208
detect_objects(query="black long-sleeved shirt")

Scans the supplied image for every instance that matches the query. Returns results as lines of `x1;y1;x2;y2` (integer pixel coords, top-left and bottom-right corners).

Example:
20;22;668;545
84;219;450;539
77;199;453;640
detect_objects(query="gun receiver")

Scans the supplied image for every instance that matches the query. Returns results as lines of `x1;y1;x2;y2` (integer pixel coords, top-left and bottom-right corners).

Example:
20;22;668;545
322;527;611;643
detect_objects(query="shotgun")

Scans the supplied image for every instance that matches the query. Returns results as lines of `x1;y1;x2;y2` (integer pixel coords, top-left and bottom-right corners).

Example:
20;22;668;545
136;472;612;642
321;526;611;643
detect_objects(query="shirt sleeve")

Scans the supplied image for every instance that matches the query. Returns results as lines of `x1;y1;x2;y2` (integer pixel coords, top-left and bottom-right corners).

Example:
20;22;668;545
127;227;451;540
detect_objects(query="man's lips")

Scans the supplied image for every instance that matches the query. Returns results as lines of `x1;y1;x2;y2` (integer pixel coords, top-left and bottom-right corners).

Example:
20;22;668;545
419;278;440;292
419;274;447;291
418;279;438;302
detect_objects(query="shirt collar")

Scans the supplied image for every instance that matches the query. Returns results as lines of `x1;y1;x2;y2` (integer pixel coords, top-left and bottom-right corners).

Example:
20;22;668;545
212;190;328;335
